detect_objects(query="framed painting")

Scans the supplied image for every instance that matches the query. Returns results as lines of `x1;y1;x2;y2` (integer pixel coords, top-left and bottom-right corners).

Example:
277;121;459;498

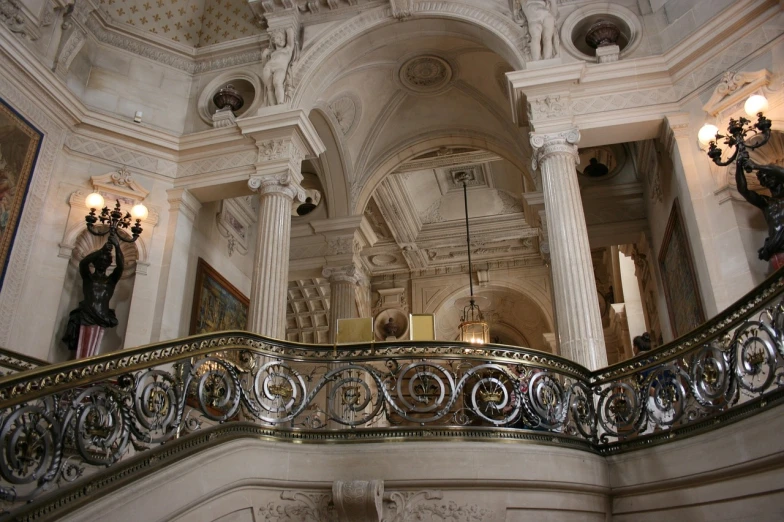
658;199;705;338
189;258;249;334
0;97;43;291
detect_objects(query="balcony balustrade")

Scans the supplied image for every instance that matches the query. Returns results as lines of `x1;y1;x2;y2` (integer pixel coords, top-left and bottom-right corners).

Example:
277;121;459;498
1;270;784;519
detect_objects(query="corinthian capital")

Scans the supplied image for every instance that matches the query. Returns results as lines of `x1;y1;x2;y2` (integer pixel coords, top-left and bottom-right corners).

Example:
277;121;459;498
529;128;581;171
248;171;306;201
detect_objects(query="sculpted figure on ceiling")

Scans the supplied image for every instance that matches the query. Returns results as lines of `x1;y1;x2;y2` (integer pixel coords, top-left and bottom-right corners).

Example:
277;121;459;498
512;0;559;61
261;27;299;107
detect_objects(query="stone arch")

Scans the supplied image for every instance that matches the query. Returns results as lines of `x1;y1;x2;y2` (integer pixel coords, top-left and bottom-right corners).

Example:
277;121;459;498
308;107;353;218
292;3;527;110
352;129;532;215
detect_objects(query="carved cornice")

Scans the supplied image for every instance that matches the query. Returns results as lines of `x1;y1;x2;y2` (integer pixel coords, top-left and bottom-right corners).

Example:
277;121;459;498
166;187;202;222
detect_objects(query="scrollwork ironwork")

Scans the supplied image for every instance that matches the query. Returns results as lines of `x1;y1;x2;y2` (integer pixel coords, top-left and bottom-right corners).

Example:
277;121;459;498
2;274;784;515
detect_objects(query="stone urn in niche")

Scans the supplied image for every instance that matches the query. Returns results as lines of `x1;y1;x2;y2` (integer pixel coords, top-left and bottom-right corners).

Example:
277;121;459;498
213;84;244;115
585;19;621;49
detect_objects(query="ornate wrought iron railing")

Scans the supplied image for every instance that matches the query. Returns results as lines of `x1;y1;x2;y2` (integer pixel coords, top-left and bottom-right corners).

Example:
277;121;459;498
1;269;784;519
0;347;46;377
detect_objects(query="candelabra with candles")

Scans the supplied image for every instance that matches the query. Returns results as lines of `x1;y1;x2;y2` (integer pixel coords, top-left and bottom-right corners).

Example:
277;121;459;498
62;192;149;360
84;192;149;241
698;94;784;267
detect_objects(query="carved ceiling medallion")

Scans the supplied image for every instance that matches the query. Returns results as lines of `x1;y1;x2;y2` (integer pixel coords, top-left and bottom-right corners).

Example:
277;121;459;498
399;55;453;94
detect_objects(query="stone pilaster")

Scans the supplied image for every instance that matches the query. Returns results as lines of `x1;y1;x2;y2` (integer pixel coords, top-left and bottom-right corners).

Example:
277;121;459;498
151;188;202;342
530;129;608;370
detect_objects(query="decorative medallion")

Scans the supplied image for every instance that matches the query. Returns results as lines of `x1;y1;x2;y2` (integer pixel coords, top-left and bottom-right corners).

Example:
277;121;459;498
399;55;453;94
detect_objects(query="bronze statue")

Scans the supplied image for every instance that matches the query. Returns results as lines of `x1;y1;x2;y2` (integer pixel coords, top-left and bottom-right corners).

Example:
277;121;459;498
736;159;784;261
62;235;124;352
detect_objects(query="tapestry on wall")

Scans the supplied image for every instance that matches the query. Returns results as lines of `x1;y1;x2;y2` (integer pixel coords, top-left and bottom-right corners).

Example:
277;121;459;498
0;97;42;291
658;199;705;338
189;258;249;335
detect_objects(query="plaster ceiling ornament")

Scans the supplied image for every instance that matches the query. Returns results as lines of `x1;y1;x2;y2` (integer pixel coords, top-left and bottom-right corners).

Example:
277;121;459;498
261;27;299;106
420;199;446;224
96;0;257;47
328;94;360;136
511;0;559;61
398;55;453;94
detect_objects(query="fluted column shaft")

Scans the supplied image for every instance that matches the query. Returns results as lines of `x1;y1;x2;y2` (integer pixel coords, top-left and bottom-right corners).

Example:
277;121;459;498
323;265;363;343
531;129;608;370
247;173;303;338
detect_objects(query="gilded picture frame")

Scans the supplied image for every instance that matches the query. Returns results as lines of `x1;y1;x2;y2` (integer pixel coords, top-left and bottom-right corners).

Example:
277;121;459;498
189;258;249;335
0;97;43;291
658;199;706;338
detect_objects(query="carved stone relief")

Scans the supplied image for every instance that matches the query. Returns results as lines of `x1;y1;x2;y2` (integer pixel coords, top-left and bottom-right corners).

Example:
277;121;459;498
328;94;360;136
257;486;492;522
0;0;38;40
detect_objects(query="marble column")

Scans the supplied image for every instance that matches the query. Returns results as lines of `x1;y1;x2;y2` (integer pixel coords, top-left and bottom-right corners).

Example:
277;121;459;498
247;171;304;338
531;129;608;370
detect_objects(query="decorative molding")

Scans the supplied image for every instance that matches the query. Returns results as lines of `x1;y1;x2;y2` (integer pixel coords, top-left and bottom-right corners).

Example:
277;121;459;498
90;167;150;201
259;491;336;522
559;3;643;63
384;490;493;522
64;134;177;177
703;69;772;116
389;0;413;21
216;197;253;257
397;54;454;95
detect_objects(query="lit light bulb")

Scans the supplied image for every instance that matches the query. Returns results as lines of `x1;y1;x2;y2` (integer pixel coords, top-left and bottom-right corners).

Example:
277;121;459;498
744;94;769;117
85;192;105;210
698;124;719;146
131;203;149;221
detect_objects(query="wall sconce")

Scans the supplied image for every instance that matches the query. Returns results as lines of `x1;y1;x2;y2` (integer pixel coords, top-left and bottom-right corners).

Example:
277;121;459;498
698;94;772;164
85;192;148;242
